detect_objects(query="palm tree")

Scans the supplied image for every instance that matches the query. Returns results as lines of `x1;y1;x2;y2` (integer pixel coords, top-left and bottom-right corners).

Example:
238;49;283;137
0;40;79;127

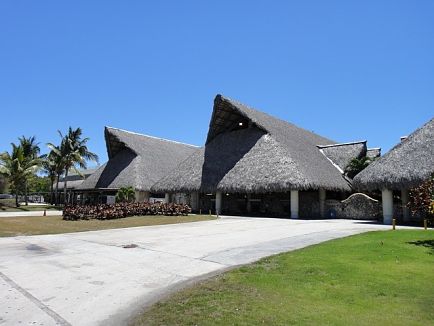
42;146;65;206
49;127;98;205
41;151;59;205
0;143;41;207
116;186;136;203
345;157;373;179
18;136;41;205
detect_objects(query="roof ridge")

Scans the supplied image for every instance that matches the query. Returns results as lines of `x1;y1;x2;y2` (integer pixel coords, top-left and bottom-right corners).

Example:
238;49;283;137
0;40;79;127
105;126;200;148
317;140;367;149
318;148;344;174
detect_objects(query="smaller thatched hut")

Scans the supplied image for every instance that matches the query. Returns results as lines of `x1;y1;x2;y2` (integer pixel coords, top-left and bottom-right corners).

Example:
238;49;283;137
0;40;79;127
354;117;434;224
75;127;198;204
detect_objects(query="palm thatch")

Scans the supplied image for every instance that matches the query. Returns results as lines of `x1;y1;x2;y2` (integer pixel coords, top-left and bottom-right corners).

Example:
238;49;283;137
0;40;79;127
152;95;353;193
366;148;381;159
354;118;434;191
318;141;367;173
77;127;198;191
56;168;97;190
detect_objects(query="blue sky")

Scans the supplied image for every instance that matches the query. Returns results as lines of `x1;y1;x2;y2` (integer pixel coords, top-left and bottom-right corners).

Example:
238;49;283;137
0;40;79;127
1;1;433;166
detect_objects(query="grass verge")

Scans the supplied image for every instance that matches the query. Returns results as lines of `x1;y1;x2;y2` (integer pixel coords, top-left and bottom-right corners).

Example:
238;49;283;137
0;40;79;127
0;214;216;237
133;230;434;326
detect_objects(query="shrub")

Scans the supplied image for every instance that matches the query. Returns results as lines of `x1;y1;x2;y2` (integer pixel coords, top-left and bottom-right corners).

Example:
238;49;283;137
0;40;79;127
408;174;434;224
63;202;191;220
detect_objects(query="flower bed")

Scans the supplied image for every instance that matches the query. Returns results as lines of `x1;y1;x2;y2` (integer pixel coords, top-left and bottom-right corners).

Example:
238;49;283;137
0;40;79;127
63;202;191;220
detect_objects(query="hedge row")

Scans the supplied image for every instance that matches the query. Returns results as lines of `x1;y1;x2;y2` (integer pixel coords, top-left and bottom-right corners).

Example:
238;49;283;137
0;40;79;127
63;202;191;220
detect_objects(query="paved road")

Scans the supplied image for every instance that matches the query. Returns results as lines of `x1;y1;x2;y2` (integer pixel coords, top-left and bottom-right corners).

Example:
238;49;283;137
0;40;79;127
0;217;390;326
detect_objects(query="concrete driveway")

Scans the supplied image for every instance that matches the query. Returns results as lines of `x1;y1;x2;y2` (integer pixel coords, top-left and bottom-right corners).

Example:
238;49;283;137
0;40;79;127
0;217;389;326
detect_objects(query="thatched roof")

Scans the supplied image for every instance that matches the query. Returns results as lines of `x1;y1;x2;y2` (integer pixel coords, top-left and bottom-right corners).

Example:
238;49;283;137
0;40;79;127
57;168;97;190
152;95;353;193
366;148;381;159
354;118;434;191
77;127;198;191
318;141;367;173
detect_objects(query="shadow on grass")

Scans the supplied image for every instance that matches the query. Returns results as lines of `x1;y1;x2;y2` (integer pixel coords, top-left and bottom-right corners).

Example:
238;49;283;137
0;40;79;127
408;239;434;254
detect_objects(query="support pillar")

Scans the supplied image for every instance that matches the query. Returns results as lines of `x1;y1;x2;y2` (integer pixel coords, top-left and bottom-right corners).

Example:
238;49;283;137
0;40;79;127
246;193;252;213
215;191;222;215
190;192;199;211
401;189;410;222
290;190;299;219
319;188;326;218
164;193;170;203
381;189;393;225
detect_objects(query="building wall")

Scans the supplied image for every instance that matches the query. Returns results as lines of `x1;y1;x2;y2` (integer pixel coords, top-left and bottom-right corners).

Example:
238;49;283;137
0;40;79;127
325;193;381;220
135;191;150;203
299;191;320;218
193;191;387;220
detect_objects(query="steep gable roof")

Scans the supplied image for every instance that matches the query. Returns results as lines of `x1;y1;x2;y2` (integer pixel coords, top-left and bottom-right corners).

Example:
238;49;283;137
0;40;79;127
153;95;352;193
78;127;198;191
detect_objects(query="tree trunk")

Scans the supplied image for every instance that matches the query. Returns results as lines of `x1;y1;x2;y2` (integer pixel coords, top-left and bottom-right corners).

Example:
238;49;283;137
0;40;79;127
15;192;19;207
63;168;69;206
55;174;60;206
50;177;54;205
25;181;28;206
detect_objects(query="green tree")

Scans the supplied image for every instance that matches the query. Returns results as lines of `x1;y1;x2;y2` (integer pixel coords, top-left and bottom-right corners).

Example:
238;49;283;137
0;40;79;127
18;136;41;205
0;175;7;193
27;175;51;193
116;186;136;203
49;127;98;205
345;157;373;179
0;143;40;207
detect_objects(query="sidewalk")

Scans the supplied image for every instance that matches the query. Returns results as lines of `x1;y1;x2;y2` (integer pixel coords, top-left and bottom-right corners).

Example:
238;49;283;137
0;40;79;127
0;210;62;217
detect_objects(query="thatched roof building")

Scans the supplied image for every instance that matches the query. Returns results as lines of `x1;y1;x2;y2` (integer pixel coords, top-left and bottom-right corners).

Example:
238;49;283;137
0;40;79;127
354;117;434;191
57;168;97;190
77;127;198;192
152;95;366;194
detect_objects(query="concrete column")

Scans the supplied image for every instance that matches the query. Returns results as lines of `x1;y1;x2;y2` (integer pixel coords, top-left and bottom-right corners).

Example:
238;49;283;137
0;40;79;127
164;193;170;203
135;191;150;203
401;189;410;222
319;188;326;218
290;190;299;219
215;191;222;215
190;192;199;211
381;189;393;225
246;193;252;213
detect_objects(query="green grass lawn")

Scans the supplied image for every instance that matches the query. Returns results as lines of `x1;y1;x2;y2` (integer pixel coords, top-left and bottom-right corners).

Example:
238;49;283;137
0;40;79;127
0;214;216;237
133;230;434;326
